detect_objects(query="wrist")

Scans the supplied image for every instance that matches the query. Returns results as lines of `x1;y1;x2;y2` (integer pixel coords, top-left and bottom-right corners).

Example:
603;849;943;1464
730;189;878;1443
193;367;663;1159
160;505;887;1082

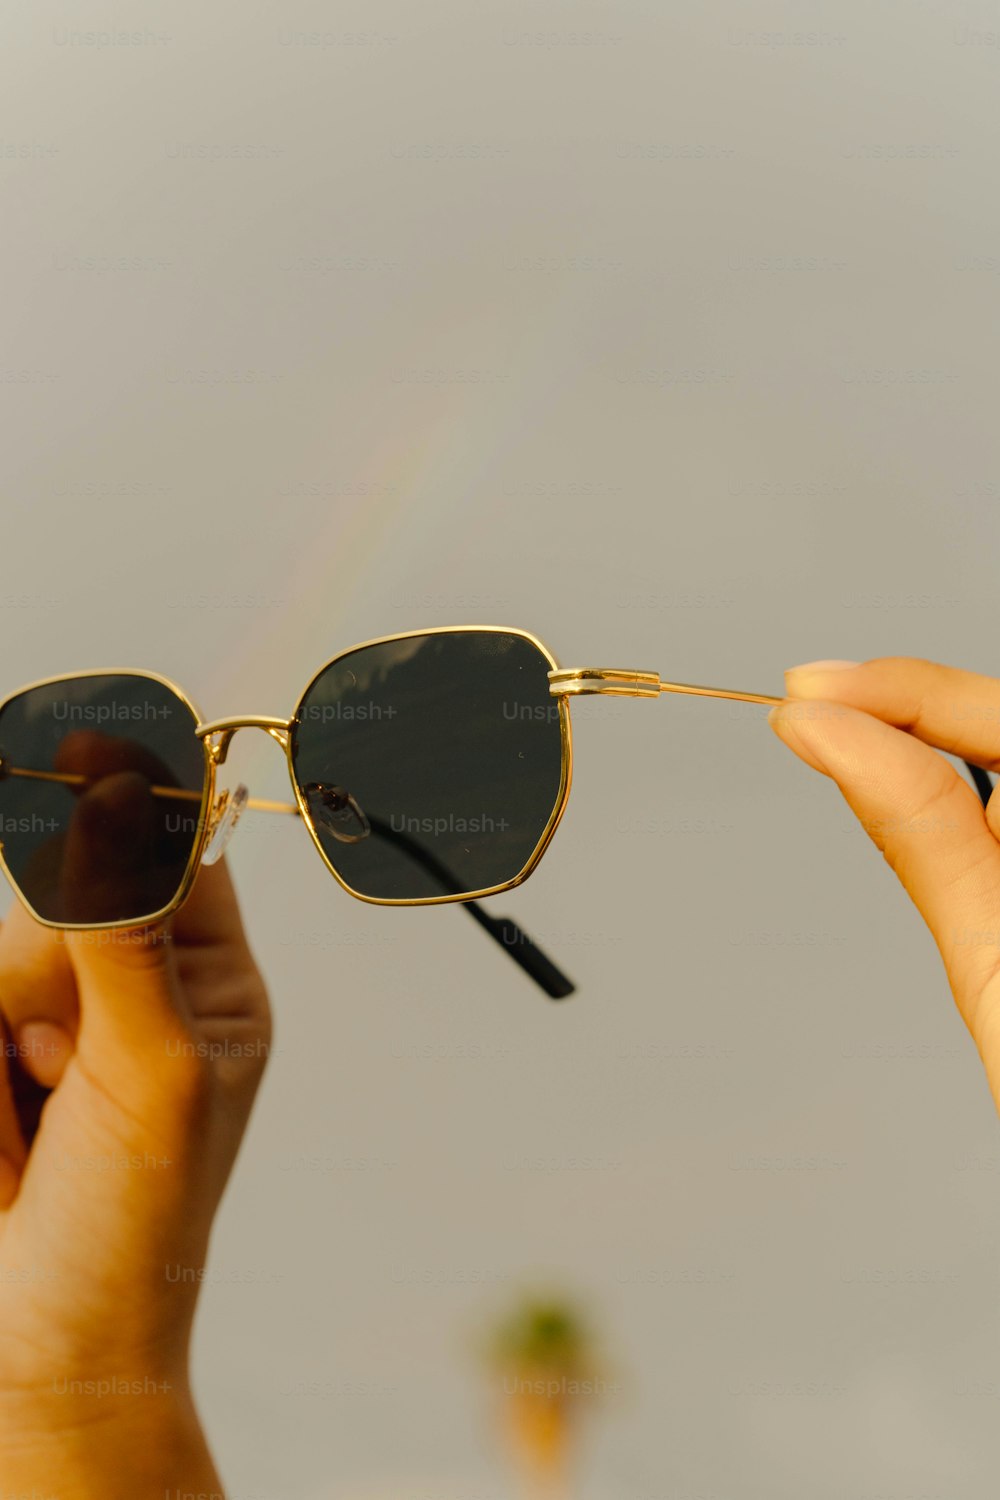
0;1379;222;1500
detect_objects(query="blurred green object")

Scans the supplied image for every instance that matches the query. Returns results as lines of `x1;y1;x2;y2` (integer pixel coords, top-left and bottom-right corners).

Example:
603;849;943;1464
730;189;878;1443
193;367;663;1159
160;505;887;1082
489;1296;599;1376
484;1293;610;1500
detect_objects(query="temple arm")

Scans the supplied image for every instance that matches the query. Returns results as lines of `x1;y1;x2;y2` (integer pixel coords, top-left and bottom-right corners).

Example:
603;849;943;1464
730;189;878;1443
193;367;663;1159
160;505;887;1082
548;667;994;809
363;813;574;998
549;666;781;706
0;765;575;1000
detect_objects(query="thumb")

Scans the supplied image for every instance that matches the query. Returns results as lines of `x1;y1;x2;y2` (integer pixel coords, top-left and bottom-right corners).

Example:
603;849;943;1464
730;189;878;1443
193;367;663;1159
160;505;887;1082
64;922;202;1128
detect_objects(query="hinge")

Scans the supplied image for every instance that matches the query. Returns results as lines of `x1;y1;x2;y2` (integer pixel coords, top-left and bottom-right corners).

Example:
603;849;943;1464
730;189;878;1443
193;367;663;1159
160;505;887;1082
548;667;660;699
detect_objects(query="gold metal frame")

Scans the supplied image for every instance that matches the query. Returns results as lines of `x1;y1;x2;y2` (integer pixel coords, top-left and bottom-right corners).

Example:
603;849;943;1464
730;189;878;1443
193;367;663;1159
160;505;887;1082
0;629;778;930
280;624;572;908
0;667;216;931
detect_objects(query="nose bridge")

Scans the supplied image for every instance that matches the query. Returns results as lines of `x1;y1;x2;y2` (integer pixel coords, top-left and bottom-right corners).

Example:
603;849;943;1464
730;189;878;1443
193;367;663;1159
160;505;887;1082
194;714;291;765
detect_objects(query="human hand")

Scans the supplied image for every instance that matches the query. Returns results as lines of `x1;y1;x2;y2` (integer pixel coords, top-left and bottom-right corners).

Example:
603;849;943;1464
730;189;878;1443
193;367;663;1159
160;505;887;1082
770;657;1000;1112
0;857;271;1497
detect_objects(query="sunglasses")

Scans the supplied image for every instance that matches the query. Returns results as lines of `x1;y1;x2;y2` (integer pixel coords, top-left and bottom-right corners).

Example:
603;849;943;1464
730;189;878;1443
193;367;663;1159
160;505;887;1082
0;626;991;1000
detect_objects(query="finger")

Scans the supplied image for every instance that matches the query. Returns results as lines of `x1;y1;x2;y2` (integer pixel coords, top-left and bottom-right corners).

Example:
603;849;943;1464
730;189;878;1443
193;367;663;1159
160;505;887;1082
62;859;269;1103
54;728;185;792
0;1016;28;1205
171;855;254;957
0;901;79;1089
66;918;184;1047
784;657;1000;772
169;860;272;1085
59;770;159;925
5;1039;53;1150
768;699;1000;1104
62;909;200;1136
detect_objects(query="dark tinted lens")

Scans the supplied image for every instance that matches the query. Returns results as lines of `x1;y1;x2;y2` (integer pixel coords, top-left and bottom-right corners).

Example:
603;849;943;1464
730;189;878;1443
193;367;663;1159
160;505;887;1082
290;631;566;899
0;674;208;925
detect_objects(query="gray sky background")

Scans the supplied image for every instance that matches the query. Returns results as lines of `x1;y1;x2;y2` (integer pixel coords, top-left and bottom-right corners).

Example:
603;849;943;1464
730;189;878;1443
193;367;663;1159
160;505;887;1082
3;1;1000;1495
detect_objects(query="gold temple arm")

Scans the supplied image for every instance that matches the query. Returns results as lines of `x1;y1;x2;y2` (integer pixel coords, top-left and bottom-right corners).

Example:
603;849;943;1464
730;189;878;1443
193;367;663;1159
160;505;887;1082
0;764;301;816
548;667;781;707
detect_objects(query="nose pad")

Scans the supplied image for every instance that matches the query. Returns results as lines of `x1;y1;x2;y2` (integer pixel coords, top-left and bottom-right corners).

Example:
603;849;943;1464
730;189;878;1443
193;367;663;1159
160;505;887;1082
201;783;249;865
302;782;371;844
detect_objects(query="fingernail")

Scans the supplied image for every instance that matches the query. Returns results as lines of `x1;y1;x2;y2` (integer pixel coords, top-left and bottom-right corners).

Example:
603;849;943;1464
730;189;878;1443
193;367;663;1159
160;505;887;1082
17;1021;74;1090
787;659;860;675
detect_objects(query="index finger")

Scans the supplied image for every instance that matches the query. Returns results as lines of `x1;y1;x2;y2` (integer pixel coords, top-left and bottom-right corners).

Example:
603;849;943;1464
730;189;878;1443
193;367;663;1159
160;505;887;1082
784;657;1000;771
